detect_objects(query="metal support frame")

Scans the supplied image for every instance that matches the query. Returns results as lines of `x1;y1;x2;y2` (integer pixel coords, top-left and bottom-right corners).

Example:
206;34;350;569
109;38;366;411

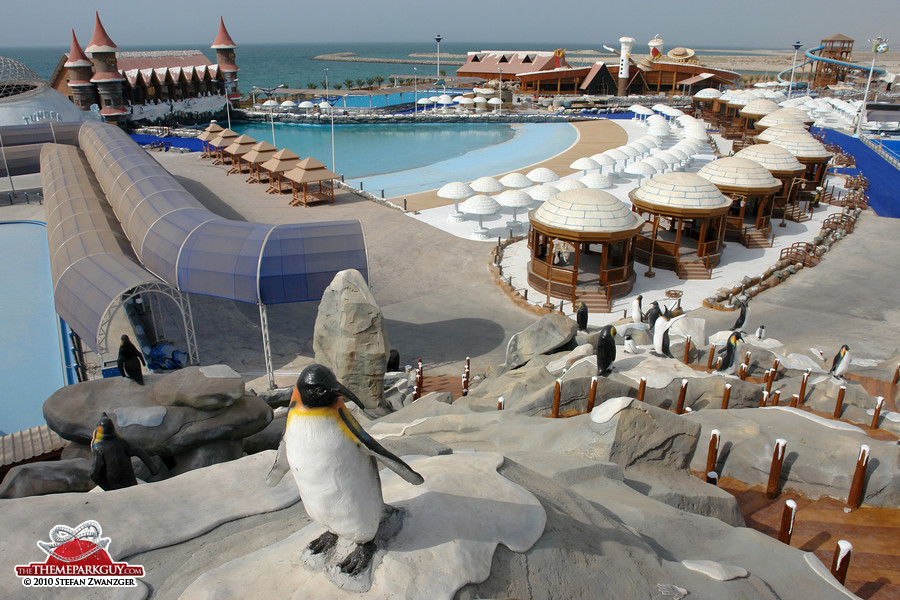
97;282;199;367
258;300;275;389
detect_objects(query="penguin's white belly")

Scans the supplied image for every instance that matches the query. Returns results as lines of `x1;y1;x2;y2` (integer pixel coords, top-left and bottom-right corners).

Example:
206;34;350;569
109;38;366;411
286;418;385;543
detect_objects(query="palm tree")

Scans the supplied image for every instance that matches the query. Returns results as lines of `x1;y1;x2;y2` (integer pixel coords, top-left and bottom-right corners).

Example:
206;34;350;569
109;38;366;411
306;82;318;89
374;75;385;87
333;83;343;90
356;78;366;89
366;77;375;88
344;78;354;90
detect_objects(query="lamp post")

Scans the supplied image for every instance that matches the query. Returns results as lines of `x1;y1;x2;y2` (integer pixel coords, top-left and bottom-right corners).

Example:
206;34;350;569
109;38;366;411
325;68;335;173
854;36;889;138
435;34;443;81
413;67;417;115
259;85;281;146
219;78;238;130
788;41;802;100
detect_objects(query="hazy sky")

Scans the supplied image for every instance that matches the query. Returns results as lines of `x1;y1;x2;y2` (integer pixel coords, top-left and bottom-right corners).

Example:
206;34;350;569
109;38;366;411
2;0;897;50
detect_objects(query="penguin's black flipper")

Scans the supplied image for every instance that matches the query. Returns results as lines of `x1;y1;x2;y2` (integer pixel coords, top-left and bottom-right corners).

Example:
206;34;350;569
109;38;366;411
266;438;290;487
90;452;108;490
338;406;424;485
829;351;841;375
123;439;157;475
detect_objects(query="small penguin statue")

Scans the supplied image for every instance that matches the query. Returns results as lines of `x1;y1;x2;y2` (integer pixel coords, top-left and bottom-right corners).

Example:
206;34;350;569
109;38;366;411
267;364;424;575
731;299;748;332
755;325;766;341
576;301;588;331
596;325;617;376
717;331;744;373
623;334;637;354
90;413;158;491
117;334;146;385
645;301;662;332
631;295;644;324
829;344;851;381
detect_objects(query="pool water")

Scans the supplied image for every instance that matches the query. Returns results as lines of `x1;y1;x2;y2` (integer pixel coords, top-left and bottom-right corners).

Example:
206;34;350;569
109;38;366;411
233;121;517;179
0;221;69;434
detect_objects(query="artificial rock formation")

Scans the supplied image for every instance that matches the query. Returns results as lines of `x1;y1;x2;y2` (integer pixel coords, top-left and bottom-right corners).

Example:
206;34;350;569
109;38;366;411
313;269;390;409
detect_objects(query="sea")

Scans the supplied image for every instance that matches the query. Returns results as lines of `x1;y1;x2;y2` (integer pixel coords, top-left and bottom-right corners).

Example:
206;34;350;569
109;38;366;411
1;41;780;93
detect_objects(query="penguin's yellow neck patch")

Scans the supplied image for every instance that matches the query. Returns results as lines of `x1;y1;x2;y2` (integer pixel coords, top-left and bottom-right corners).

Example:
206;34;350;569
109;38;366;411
286;397;356;441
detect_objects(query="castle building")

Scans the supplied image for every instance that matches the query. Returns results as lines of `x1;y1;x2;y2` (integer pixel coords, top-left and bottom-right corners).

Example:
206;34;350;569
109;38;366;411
50;13;240;123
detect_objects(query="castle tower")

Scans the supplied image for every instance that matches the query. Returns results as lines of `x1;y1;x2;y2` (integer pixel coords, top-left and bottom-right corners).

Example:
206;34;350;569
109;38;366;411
85;12;127;122
210;16;239;101
64;30;99;111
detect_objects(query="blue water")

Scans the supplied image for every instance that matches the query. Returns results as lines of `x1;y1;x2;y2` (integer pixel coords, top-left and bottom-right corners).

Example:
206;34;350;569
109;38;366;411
0;221;68;434
232;121;518;179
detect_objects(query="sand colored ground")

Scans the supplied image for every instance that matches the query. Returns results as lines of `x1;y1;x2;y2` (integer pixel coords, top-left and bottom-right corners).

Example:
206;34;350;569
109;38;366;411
402;119;627;211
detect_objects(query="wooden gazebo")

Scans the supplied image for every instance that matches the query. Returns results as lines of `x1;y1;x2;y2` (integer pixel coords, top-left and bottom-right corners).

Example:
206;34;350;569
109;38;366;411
697;157;782;247
284;157;338;207
208;129;237;165
242;141;277;184
754;108;811;133
259;149;300;194
628;172;732;279
692;87;722;119
739;99;780;135
197;122;223;158
528;188;643;312
764;133;833;186
223;134;257;175
734;144;809;222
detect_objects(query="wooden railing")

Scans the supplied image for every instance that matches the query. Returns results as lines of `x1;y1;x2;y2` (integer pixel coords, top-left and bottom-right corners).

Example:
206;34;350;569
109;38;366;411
779;242;822;268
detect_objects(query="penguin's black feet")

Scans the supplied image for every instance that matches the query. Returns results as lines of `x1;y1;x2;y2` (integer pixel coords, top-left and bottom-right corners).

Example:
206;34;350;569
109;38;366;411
339;541;376;575
308;531;338;555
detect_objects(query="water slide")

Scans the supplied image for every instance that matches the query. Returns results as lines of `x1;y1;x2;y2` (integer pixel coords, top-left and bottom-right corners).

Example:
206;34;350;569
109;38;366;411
776;45;885;84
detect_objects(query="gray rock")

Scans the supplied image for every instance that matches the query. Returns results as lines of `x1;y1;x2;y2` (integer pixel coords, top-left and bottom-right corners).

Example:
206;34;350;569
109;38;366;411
114;405;167;427
243;415;286;454
504;313;577;369
254;386;293;408
44;377;273;456
153;365;245;410
313;269;390;409
170;440;245;477
0;458;94;498
60;442;91;461
590;398;701;471
623;468;745;526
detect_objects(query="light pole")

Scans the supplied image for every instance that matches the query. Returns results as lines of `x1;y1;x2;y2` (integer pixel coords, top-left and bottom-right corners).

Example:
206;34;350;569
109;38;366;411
413;67;417;115
788;41;802;100
259;85;281;146
854;36;889;138
219;79;238;130
435;34;443;81
325;68;335;173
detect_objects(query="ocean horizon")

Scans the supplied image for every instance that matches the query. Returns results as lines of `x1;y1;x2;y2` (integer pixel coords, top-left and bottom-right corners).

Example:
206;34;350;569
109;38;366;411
1;41;787;94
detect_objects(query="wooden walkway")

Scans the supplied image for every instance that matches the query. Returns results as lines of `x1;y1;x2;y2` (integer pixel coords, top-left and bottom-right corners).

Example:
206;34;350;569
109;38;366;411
717;477;900;600
401;119;628;212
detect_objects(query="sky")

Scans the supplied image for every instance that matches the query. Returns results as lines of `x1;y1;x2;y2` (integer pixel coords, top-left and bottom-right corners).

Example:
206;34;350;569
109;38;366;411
1;0;897;50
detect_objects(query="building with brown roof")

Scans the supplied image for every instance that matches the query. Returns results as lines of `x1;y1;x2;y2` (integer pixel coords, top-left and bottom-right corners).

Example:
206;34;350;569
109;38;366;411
49;13;239;124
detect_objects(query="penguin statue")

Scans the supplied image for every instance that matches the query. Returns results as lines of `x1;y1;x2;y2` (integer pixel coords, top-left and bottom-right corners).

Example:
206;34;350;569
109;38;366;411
90;413;158;491
755;325;766;341
731;299;748;332
623;334;637;354
631;295;644;324
576;301;589;331
117;334;146;385
267;364;424;575
645;301;662;332
662;303;673;320
829;344;851;380
596;325;617;376
652;315;674;358
386;349;400;372
717;331;744;373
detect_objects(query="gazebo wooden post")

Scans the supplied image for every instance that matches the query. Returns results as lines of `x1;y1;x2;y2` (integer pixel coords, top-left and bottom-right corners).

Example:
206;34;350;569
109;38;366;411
645;214;660;278
571;244;581;306
697;218;709;258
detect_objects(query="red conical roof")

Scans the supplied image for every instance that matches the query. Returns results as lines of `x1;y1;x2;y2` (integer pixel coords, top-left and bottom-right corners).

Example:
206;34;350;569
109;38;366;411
85;12;118;53
211;17;238;49
64;30;93;68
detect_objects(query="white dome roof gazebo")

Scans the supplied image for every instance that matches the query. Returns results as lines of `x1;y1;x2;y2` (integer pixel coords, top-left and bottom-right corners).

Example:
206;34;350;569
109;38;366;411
735;143;809;224
628;172;733;279
528;188;644;310
697;157;783;244
766;133;832;185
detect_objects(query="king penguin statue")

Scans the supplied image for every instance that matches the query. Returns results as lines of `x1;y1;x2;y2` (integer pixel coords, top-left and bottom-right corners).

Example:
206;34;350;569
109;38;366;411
268;364;424;575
